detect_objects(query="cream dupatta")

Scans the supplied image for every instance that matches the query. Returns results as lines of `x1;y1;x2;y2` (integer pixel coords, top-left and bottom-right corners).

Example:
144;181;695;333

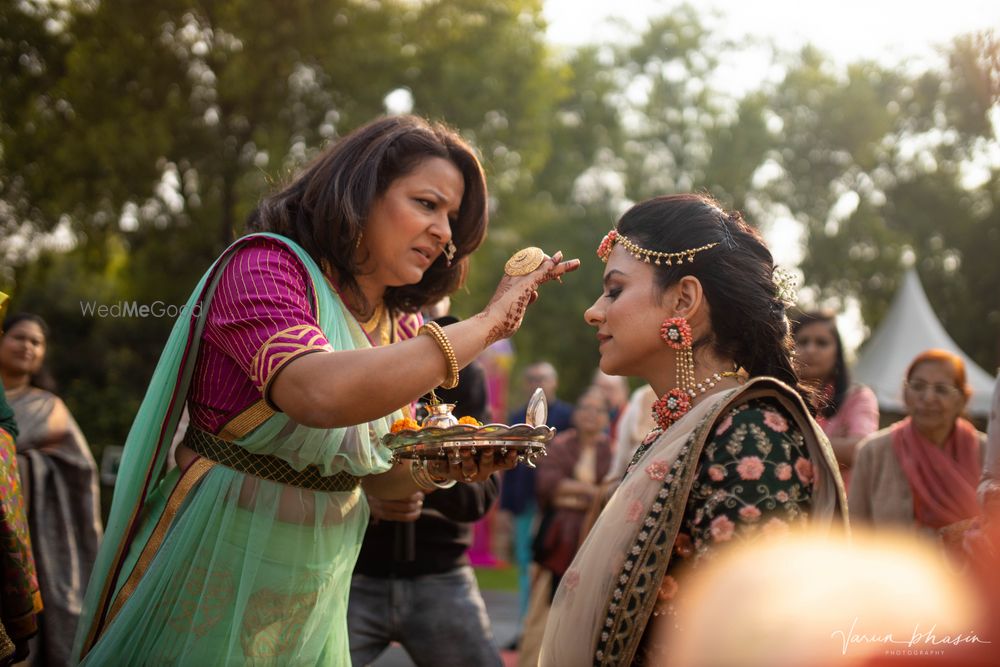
540;377;847;666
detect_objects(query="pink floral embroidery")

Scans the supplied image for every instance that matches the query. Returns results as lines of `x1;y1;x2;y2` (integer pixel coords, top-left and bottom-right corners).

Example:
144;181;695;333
739;505;762;522
714;414;733;436
762;409;789;432
646;460;669;481
626;500;644;523
707;464;727;482
709;515;736;542
563;570;581;591
736;456;765;480
775;490;790;503
775;462;792;481
795;457;814;485
762;517;790;537
657;575;679;601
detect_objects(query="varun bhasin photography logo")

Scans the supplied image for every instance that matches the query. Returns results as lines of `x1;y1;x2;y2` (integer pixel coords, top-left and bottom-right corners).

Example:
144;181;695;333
831;617;991;656
79;300;202;319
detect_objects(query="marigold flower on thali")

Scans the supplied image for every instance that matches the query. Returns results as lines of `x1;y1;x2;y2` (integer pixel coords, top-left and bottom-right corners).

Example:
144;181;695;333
390;417;420;433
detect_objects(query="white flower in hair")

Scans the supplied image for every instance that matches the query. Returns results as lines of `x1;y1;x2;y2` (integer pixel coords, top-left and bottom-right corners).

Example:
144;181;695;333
773;267;798;306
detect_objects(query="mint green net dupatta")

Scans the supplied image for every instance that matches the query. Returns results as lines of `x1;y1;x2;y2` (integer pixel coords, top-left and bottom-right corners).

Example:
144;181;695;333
74;233;398;666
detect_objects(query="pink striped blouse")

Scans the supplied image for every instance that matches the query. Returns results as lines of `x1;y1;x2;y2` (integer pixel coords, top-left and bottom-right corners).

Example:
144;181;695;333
187;238;332;434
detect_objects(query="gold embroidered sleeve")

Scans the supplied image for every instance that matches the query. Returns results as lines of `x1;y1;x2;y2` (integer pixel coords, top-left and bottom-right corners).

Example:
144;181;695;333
250;324;332;405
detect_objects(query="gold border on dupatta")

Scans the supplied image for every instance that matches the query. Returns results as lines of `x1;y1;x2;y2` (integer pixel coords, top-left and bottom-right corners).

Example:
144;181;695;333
595;424;707;666
104;458;216;626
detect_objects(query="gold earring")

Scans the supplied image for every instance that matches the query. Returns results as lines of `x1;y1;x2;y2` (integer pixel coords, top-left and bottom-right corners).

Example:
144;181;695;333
444;241;457;266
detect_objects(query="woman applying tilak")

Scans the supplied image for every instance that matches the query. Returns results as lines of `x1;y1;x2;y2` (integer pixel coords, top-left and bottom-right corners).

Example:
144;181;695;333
73;115;579;666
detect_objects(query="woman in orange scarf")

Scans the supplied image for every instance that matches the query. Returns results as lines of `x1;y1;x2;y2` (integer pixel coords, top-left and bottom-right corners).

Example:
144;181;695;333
850;349;985;535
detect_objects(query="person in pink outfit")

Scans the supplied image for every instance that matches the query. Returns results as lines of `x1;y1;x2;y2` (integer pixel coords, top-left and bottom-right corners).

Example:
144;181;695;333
793;310;879;485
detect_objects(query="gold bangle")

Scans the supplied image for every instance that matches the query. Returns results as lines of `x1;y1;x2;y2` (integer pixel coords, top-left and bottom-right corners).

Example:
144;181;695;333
419;321;459;389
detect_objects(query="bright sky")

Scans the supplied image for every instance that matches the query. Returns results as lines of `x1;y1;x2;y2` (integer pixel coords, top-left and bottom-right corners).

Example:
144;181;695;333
544;0;1000;352
544;0;1000;64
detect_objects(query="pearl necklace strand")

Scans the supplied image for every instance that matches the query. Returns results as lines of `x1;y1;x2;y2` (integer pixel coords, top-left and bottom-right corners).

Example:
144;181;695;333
687;370;741;398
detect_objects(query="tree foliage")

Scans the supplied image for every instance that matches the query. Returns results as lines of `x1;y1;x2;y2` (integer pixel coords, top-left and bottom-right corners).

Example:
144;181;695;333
768;34;1000;368
2;2;997;455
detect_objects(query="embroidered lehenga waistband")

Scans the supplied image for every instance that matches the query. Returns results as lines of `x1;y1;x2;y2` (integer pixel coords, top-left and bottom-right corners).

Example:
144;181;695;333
183;427;361;492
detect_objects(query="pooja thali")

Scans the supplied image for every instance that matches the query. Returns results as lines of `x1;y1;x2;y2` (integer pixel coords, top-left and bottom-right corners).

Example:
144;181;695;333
382;388;555;467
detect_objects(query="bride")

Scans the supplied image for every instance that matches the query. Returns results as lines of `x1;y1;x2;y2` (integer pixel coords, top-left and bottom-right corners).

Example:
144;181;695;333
540;194;848;666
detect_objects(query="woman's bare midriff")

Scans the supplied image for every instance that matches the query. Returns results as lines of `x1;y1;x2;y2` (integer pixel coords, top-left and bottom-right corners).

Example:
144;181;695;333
172;442;358;525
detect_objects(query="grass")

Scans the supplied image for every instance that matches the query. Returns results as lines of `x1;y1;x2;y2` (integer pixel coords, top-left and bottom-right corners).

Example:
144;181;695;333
474;564;519;592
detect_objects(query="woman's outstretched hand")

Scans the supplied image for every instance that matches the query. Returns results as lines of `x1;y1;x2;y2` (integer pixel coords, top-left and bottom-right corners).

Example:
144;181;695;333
476;250;581;346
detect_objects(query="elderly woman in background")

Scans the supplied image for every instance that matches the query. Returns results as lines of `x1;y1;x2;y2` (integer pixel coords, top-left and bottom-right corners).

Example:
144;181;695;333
850;349;986;535
793;310;879;483
0;313;101;666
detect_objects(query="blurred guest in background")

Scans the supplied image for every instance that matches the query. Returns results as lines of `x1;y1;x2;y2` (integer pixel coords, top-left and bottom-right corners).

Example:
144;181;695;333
793;310;878;483
590;370;629;441
500;361;573;645
980;372;1000;504
518;388;613;667
479;339;516;425
851;349;985;536
1;313;101;666
605;384;656;483
1;378;43;666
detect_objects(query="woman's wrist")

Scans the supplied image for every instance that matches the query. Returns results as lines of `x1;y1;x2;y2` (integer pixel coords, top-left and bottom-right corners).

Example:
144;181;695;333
473;304;513;349
409;459;456;490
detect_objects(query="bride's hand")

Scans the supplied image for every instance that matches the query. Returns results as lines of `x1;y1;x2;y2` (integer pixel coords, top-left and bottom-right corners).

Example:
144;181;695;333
476;250;580;346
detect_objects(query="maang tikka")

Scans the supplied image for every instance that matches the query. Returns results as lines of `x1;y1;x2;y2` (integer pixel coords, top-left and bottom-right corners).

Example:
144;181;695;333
597;229;718;265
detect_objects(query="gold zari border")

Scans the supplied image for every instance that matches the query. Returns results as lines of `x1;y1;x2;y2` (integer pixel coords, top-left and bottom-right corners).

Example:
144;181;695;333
105;458;216;626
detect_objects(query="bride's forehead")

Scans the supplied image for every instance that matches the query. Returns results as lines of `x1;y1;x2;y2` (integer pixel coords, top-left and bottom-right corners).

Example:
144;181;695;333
606;246;655;275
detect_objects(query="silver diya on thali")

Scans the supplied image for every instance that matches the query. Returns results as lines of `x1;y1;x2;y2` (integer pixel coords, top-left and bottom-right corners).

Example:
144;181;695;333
382;388;554;467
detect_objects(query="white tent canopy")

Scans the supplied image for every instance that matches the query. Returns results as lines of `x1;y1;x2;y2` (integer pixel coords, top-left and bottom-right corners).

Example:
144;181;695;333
852;268;997;418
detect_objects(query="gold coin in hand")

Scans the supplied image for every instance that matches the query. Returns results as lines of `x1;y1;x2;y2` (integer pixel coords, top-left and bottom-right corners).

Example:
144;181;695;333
504;247;546;277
